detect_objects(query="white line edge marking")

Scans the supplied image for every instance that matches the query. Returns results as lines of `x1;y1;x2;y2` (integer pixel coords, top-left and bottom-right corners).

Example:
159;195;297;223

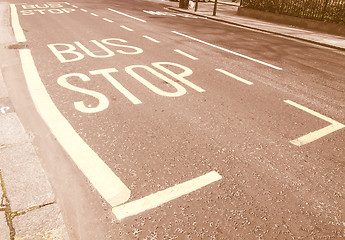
19;49;131;207
113;171;222;220
216;69;253;85
284;100;345;146
174;49;198;60
91;13;99;17
172;31;282;70
108;8;146;22
120;25;134;31
10;4;26;43
80;9;88;12
143;35;160;43
103;18;114;23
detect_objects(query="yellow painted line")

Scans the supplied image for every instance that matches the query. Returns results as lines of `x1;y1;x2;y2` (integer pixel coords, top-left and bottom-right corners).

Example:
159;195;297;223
174;49;198;60
113;171;222;220
120;25;134;31
284;100;345;146
10;4;26;43
143;35;160;43
103;18;114;23
19;49;131;207
216;69;253;85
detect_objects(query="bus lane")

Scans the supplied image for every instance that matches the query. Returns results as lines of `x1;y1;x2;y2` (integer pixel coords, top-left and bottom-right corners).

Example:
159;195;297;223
10;1;345;238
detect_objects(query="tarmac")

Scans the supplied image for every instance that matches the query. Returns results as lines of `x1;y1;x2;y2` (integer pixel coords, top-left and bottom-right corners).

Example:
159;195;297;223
0;1;344;239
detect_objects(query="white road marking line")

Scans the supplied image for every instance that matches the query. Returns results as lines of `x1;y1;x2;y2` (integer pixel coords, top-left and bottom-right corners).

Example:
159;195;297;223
80;9;88;12
65;2;71;5
143;35;160;43
19;49;131;207
172;31;282;71
103;18;114;23
108;8;146;23
113;171;222;220
10;4;26;43
91;13;99;17
71;5;78;8
120;25;134;31
215;69;253;85
284;100;345;146
174;49;198;60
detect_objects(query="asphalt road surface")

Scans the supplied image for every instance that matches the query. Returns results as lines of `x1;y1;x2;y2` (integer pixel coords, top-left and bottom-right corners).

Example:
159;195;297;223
2;0;345;239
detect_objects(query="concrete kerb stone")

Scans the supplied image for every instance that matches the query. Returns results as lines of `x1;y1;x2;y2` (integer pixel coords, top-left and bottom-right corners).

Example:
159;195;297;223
167;7;345;52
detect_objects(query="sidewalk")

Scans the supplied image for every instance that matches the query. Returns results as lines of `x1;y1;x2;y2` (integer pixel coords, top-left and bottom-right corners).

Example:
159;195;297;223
168;1;345;51
0;3;69;240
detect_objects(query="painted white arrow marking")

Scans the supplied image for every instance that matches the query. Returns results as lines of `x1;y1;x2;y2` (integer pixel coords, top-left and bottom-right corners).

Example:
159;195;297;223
285;100;345;146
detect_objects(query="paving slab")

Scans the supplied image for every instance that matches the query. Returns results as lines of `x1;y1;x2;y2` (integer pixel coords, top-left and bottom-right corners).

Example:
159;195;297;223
0;206;10;240
0;140;55;212
13;203;69;240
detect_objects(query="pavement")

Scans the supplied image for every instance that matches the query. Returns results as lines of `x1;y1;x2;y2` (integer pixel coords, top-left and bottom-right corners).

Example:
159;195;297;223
0;0;344;239
0;2;69;240
168;0;345;51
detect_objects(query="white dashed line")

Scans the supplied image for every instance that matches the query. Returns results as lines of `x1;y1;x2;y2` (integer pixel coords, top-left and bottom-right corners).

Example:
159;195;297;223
174;49;198;60
65;2;71;5
80;9;88;12
120;25;134;31
10;4;26;42
172;31;282;70
103;18;114;23
91;13;99;17
108;8;147;22
71;5;78;8
284;100;345;146
113;171;222;220
143;35;160;43
215;69;253;85
19;49;131;207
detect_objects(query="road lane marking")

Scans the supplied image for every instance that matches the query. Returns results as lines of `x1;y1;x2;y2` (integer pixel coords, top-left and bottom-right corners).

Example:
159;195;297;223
284;100;345;146
174;49;198;60
215;69;253;85
113;171;222;220
19;49;131;207
108;8;146;23
10;4;26;42
172;31;282;70
90;13;98;17
143;35;160;43
103;18;113;23
71;5;78;8
64;2;71;5
80;8;88;12
120;25;134;31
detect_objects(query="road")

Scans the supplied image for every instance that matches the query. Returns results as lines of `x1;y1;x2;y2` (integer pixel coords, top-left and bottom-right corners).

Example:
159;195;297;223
1;0;345;239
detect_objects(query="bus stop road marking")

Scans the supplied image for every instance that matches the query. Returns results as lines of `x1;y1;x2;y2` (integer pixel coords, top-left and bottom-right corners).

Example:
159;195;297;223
216;69;253;85
284;100;345;146
113;171;222;220
19;49;131;207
